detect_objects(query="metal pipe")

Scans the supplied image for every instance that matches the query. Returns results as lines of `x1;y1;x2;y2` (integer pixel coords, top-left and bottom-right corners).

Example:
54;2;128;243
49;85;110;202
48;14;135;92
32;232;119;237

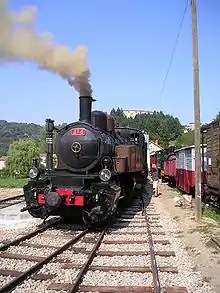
45;118;54;170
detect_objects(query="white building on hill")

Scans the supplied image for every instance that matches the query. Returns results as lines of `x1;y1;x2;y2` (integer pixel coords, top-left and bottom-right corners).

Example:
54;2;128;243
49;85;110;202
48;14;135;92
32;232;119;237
123;109;153;119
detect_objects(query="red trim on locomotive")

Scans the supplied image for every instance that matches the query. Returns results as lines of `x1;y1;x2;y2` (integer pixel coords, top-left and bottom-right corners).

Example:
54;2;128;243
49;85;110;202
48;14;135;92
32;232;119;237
38;189;84;206
71;128;86;136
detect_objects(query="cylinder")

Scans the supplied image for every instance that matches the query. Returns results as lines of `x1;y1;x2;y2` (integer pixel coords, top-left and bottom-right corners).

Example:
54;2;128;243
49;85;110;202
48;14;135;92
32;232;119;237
79;96;96;124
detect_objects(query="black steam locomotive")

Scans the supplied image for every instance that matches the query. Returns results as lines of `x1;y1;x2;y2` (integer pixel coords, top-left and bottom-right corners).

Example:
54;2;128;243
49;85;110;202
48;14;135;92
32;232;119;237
22;95;148;225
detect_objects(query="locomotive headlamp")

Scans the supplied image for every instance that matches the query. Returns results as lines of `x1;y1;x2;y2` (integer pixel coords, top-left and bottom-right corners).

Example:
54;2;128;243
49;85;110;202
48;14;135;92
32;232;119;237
29;167;39;179
99;168;111;182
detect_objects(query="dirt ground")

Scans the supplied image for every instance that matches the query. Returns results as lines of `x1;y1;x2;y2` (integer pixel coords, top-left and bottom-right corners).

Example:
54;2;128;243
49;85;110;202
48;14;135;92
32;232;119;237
0;188;23;199
156;182;220;293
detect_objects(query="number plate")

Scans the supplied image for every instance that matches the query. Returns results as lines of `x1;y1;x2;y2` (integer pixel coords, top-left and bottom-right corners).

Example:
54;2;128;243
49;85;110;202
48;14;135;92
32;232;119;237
71;128;86;136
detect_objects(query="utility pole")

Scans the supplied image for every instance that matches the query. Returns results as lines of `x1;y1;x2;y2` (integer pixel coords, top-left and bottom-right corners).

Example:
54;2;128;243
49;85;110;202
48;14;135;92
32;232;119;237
191;0;202;222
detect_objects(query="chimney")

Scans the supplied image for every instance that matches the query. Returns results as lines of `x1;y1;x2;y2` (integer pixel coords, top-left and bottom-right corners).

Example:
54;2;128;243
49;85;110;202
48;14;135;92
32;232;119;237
79;96;96;124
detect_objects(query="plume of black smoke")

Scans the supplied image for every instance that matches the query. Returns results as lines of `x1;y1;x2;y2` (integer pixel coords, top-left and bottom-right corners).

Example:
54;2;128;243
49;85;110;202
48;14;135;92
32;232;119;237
0;0;92;95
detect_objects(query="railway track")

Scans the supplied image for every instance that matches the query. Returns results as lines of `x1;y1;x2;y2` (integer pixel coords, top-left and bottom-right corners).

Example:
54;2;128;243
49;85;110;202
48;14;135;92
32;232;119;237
0;216;90;292
0;195;24;210
0;199;189;293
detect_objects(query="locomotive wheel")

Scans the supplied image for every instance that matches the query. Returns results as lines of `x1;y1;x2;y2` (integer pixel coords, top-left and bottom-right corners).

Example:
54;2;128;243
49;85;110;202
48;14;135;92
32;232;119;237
28;206;45;219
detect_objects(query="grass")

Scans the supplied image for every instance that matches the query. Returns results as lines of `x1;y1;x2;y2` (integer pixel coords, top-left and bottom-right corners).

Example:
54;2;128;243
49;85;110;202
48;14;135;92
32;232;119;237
203;206;220;223
187;206;220;235
0;177;28;188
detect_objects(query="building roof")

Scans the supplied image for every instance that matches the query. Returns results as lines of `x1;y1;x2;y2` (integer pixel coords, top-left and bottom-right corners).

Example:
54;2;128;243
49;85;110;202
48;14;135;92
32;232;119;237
175;144;207;152
149;141;163;149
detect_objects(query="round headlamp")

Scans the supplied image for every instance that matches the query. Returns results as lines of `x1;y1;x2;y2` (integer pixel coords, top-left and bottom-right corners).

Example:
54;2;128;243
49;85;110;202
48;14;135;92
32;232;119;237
99;168;111;182
29;167;39;179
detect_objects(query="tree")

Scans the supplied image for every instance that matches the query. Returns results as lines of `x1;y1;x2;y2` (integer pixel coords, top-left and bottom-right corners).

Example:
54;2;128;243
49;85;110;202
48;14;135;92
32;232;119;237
173;130;194;148
4;139;40;178
110;108;128;127
213;111;220;122
0;120;41;156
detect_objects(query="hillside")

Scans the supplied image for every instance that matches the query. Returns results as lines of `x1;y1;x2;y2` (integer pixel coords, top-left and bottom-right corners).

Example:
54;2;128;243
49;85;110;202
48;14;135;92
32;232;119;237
0;120;42;156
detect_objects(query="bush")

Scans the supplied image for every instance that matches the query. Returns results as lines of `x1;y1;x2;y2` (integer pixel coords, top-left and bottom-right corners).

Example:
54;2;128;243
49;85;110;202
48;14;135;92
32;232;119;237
4;139;40;178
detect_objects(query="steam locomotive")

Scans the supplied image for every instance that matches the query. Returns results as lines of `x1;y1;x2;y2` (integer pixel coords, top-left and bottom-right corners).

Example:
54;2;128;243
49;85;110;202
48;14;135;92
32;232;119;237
22;95;148;225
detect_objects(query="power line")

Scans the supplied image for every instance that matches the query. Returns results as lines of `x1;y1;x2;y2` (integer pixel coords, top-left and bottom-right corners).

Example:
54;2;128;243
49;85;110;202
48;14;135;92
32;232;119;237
159;0;189;101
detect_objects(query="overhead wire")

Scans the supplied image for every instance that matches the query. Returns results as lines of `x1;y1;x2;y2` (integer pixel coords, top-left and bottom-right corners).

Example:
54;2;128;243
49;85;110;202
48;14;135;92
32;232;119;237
158;0;189;102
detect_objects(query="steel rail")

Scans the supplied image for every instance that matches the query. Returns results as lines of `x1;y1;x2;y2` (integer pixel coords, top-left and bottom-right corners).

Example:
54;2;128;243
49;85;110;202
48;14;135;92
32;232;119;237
0;195;24;204
69;227;107;293
0;229;89;293
0;217;61;251
145;213;161;293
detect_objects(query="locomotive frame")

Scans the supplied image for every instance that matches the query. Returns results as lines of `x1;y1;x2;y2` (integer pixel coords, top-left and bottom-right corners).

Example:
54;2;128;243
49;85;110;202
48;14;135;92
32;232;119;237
22;95;148;225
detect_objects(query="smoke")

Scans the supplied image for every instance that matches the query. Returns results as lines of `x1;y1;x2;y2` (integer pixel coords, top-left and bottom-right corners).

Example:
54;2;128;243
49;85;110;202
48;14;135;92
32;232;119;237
0;0;92;95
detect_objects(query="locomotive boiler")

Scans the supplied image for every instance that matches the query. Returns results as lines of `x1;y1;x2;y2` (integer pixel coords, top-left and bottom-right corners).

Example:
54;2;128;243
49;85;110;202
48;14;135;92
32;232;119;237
22;94;148;225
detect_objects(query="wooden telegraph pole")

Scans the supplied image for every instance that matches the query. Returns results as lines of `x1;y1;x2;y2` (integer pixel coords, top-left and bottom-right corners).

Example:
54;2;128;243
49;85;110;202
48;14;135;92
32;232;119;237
191;0;202;222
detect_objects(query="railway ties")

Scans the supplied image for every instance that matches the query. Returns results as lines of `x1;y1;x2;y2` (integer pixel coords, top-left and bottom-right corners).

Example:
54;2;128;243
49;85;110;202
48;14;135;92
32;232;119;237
0;217;89;292
0;194;24;210
47;203;188;293
0;202;188;293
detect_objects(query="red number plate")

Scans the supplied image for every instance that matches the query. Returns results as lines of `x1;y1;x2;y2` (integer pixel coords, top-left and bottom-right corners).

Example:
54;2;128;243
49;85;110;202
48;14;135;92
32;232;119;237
71;128;86;136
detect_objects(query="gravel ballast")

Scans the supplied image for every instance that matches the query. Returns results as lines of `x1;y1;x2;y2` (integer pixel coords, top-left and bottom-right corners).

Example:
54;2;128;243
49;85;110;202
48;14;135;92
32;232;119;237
0;186;216;293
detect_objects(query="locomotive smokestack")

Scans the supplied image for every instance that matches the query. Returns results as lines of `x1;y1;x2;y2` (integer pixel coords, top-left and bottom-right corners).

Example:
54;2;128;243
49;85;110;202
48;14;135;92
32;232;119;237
79;96;96;124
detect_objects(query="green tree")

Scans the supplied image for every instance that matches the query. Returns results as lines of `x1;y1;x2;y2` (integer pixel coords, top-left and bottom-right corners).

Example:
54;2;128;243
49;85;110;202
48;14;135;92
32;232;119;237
213;111;220;122
0;120;41;156
110;108;128;127
4;139;40;178
173;130;194;148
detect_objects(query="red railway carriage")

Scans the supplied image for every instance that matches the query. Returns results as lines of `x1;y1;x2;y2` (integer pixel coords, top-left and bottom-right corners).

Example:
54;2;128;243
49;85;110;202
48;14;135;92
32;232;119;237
163;153;176;186
175;145;207;194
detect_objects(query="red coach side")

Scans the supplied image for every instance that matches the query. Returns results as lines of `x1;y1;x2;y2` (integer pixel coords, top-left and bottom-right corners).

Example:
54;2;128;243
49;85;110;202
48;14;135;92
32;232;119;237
175;145;207;194
164;153;176;186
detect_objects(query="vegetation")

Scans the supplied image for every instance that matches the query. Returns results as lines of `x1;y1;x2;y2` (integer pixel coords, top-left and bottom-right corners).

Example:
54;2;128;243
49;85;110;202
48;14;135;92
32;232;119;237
4;139;40;178
213;111;220;122
0;120;67;156
203;206;220;223
0;177;28;188
0;120;42;156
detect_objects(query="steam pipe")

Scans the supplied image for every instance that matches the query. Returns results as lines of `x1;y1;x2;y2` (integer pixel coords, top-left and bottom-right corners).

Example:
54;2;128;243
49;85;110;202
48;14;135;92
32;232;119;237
45;118;54;170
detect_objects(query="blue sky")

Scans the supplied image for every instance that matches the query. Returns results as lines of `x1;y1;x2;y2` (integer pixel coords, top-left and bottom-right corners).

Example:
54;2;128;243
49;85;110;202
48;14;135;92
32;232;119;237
0;0;219;126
